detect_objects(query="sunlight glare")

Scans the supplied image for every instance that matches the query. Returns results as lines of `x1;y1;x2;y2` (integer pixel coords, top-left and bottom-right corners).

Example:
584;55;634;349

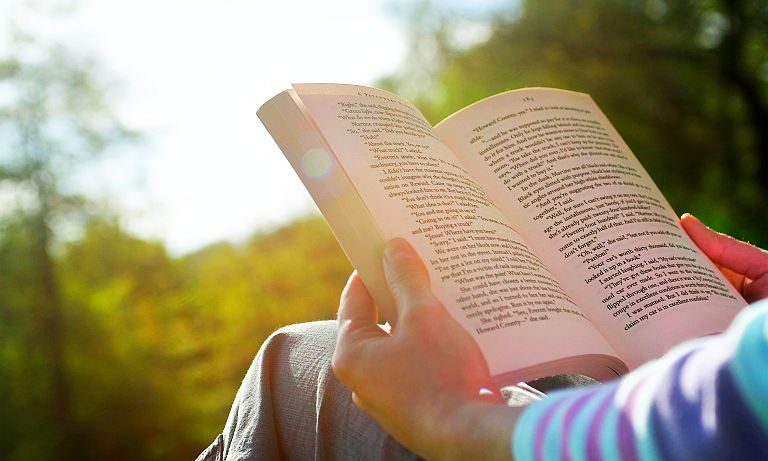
301;148;333;179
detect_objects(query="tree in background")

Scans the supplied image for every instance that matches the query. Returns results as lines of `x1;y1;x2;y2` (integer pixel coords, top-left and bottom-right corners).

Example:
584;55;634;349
381;0;768;245
0;5;353;459
54;215;350;459
0;18;134;460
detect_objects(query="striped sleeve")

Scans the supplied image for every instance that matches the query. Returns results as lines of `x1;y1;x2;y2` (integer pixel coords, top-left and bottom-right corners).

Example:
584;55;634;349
512;300;768;461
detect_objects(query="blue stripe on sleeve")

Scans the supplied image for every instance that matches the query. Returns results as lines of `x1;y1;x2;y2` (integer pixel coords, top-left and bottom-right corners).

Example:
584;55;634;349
730;304;768;435
513;390;573;461
513;302;768;461
567;386;610;461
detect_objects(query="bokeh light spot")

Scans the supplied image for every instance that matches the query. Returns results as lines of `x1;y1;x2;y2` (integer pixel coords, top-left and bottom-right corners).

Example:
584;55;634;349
301;148;332;178
479;387;494;397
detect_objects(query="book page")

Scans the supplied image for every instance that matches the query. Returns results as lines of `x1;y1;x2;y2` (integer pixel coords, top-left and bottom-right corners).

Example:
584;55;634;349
257;91;398;322
436;88;747;368
291;84;624;380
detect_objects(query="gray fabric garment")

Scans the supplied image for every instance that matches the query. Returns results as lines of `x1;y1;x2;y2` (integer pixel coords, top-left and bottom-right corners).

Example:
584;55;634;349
197;320;595;461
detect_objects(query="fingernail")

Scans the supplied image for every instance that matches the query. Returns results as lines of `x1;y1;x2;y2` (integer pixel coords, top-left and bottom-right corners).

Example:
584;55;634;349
680;212;691;220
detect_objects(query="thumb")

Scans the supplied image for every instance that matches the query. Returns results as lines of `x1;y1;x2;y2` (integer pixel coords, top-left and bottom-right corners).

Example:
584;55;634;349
681;213;768;280
383;238;440;317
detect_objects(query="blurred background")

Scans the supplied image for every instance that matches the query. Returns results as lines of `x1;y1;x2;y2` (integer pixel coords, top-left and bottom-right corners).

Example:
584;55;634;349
1;0;766;459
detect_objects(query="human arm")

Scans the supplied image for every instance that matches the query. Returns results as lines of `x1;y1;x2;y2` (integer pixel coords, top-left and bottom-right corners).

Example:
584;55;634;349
510;215;768;459
333;218;768;460
512;300;768;460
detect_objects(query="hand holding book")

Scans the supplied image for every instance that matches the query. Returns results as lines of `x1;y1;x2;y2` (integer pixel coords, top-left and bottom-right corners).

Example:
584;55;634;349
332;217;767;460
334;238;520;461
258;84;747;385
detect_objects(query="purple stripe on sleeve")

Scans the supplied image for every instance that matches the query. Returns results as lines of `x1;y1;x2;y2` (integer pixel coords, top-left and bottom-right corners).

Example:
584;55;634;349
534;399;562;461
616;406;639;461
614;378;648;461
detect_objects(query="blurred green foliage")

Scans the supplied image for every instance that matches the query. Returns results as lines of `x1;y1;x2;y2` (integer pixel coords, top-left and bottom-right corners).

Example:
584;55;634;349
1;215;351;459
1;0;767;459
381;0;768;246
1;16;353;459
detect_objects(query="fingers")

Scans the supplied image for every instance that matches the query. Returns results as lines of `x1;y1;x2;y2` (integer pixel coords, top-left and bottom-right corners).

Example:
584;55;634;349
681;213;768;281
383;238;439;315
334;271;385;383
335;239;441;388
338;271;378;325
744;276;768;303
716;264;747;293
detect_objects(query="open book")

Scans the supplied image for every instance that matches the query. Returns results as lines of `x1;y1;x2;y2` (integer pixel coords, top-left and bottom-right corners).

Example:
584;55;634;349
257;84;746;386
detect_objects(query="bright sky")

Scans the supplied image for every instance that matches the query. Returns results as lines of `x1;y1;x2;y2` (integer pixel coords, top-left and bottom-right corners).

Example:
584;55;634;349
12;0;506;253
76;0;409;254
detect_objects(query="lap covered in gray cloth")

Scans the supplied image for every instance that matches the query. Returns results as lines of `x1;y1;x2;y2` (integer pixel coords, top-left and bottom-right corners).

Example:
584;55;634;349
196;321;595;461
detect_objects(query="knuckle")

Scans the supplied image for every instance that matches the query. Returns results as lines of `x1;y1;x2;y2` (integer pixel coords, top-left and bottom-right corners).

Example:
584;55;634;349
388;267;419;290
402;295;444;321
390;273;431;302
410;290;443;310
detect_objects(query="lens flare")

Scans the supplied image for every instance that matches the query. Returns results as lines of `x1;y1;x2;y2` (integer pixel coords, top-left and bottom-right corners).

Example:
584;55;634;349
479;387;494;397
301;148;332;179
